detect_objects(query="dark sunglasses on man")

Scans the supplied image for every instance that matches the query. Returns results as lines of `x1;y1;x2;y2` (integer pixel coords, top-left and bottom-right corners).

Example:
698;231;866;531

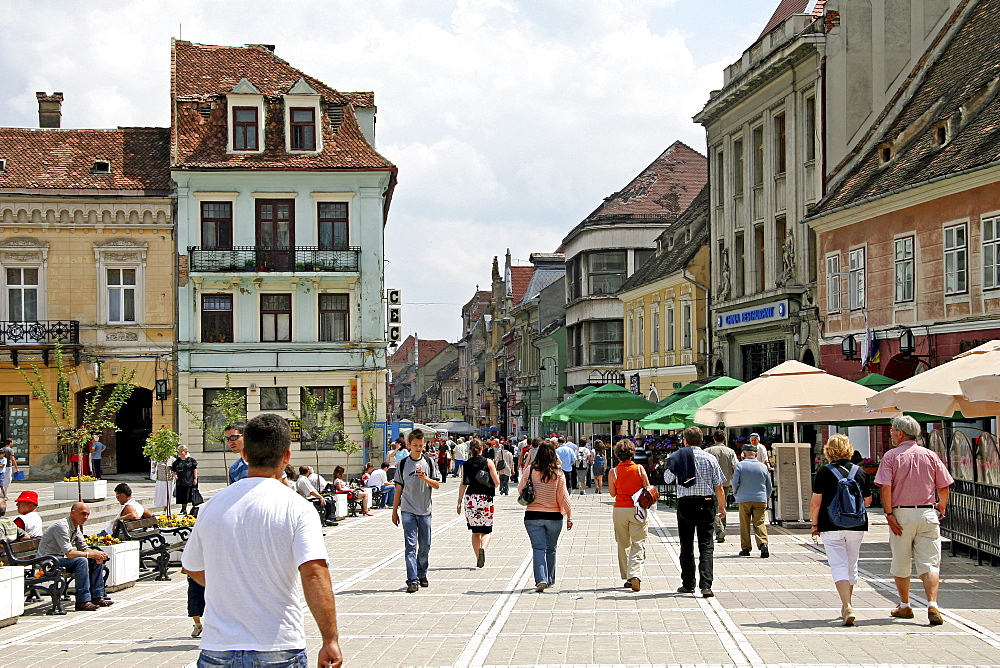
226;434;242;442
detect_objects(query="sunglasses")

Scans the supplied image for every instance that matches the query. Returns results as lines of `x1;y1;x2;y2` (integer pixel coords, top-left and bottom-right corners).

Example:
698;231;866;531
226;434;242;442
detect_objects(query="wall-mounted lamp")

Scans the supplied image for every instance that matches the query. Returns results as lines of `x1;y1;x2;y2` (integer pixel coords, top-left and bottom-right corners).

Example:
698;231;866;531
155;378;170;401
898;328;933;360
841;335;858;361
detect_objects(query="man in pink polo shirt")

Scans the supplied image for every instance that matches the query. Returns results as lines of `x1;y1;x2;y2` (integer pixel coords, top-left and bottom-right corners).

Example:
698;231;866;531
874;416;954;626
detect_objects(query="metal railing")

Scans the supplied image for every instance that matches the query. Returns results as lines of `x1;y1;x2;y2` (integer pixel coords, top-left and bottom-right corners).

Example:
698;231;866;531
187;246;361;273
0;320;80;345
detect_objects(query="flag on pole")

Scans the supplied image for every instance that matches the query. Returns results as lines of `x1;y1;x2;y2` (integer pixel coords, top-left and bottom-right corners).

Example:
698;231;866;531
860;316;879;371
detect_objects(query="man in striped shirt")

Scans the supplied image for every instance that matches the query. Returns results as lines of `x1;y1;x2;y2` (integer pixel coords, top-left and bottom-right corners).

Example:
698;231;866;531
663;426;727;598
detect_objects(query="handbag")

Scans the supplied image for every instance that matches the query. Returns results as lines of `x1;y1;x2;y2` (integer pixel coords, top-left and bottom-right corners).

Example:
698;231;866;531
473;461;493;487
636;485;659;510
517;473;536;507
12;471;25;481
190;485;205;507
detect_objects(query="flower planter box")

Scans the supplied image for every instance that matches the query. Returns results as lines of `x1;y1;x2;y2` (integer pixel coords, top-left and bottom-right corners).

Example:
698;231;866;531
102;541;140;592
53;480;107;502
0;566;24;628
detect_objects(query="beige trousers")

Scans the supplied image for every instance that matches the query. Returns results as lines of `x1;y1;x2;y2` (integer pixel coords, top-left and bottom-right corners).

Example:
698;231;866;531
738;501;769;550
613;506;648;580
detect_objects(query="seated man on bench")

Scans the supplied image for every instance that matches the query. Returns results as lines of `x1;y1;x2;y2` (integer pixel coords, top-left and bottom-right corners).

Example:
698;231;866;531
38;502;114;611
365;462;396;509
293;466;338;526
100;483;153;536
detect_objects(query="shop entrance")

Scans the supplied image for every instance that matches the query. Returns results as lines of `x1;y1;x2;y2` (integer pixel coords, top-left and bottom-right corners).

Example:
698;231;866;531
77;385;153;474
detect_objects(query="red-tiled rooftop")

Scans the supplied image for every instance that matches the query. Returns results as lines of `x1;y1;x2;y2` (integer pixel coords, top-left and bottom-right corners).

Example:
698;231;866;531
0;127;171;192
509;265;534;304
171;40;395;171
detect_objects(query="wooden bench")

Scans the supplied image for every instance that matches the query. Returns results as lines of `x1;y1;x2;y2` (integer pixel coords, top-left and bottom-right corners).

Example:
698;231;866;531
0;539;69;615
113;517;184;581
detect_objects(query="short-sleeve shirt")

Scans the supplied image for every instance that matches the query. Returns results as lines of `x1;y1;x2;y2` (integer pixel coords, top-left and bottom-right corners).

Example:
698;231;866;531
703;444;738;484
228;457;248;485
813;460;871;532
663;447;727;497
556;445;577;471
394;454;438;515
90;441;106;460
182;477;327;652
874;442;954;507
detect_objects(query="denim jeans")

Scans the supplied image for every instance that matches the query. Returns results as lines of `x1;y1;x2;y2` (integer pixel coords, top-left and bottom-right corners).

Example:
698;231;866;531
401;511;432;583
677;497;716;590
56;556;105;603
197;649;307;667
377;485;395;508
524;518;562;586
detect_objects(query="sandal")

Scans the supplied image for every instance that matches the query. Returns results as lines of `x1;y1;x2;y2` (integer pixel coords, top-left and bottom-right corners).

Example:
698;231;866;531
192;622;203;638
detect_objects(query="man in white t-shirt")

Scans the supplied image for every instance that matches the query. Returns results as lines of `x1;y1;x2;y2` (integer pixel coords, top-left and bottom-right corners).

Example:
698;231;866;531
365;462;395;508
182;414;341;667
452;437;469;476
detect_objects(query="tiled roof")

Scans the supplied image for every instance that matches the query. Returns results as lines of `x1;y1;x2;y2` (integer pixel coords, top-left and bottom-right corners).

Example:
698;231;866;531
419;339;451;365
171;40;395;171
618;184;710;293
810;0;999;216
463;291;492;322
518;266;565;306
564;141;707;243
508;265;534;305
759;0;811;39
0;127;171;192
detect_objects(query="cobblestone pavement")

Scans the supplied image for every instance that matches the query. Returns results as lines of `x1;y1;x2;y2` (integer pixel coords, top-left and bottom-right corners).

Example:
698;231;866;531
1;482;998;667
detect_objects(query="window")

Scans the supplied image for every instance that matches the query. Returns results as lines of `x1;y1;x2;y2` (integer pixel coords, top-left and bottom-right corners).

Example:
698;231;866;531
319;293;349;342
755;225;765;291
589;320;623;365
752;126;764;186
261;293;292;342
634;248;654;270
300;387;344;450
894;236;915;303
290;107;316;150
260;387;288;411
984;216;1000;290
567;256;583;301
637;314;644;356
773;114;787;175
944;223;967;295
775;217;787;272
651;308;660;353
733;139;744;196
682;303;692;350
848;248;865;310
201;202;233;250
826;254;841;313
804;96;816;162
106;269;136;323
626;317;634;357
5;268;38;321
570;324;584;367
317;202;349;250
201;294;234;342
715;149;725;205
91;160;111;174
233;107;259;150
203;387;247;451
734;232;745;297
588;251;626;295
666;307;675;351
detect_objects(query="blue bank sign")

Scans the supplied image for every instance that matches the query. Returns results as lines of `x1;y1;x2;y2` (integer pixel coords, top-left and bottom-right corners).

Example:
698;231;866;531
715;300;789;330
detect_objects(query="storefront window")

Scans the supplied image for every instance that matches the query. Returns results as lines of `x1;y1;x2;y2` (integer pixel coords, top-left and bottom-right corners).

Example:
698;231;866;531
2;396;29;465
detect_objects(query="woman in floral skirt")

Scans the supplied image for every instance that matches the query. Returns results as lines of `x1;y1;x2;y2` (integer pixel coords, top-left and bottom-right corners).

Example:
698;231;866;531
457;439;500;568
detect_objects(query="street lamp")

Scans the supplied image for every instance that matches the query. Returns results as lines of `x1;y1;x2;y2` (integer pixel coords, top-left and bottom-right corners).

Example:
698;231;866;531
841;335;859;361
898;327;933;360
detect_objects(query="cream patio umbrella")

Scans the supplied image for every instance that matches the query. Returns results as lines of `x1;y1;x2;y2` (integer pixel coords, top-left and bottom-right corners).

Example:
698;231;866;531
869;340;1000;418
694;360;886;428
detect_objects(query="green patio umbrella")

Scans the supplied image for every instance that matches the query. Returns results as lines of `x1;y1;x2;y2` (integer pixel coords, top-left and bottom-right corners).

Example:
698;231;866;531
640;377;745;430
550;383;659;422
856;373;899;392
540;386;597;422
656;382;700;407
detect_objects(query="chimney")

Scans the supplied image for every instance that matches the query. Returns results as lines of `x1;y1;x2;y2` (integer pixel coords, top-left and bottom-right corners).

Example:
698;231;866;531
36;92;64;128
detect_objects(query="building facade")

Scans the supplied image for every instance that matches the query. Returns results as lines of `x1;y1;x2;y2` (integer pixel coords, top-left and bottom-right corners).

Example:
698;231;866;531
0;101;174;477
172;41;396;474
562;141;707;389
619;185;711;402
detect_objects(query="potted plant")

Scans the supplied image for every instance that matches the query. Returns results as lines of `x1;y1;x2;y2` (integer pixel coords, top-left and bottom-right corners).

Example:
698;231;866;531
860;457;879;476
53;474;106;502
86;535;139;591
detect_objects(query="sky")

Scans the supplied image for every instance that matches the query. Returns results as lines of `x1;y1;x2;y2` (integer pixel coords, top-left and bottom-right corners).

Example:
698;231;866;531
0;0;779;342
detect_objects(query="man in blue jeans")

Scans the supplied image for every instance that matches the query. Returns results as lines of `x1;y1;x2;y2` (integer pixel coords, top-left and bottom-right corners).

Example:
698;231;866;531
37;502;113;611
392;429;440;593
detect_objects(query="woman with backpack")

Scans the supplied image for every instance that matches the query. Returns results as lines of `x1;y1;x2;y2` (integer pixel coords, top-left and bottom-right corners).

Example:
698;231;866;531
591;441;608;493
457;439;500;568
810;433;873;626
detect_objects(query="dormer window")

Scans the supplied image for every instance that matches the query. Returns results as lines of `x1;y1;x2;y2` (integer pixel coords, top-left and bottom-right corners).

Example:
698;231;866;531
290;108;316;150
932;121;950;147
233;107;259;150
0;158;6;172
92;160;111;174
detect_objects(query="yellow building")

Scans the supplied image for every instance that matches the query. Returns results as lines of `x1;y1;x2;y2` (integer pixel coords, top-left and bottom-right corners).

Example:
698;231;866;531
618;185;710;404
0;110;175;478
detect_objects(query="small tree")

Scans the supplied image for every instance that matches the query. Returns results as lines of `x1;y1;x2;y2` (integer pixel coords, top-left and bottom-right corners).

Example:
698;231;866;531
178;373;247;468
359;388;380;464
19;342;137;499
292;388;359;471
144;426;181;514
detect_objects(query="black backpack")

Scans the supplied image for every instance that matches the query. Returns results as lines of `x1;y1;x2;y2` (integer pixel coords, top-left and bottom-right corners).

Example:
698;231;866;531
826;464;867;528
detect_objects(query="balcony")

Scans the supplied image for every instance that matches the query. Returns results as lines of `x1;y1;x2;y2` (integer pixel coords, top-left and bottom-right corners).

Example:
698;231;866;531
188;246;361;273
0;320;80;346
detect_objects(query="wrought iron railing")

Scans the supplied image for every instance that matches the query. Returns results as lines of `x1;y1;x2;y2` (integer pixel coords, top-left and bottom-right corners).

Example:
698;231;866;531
931;429;1000;562
0;320;80;345
188;246;361;273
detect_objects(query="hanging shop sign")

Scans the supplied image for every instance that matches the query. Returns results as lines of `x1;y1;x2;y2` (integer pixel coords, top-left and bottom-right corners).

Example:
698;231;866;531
715;299;788;331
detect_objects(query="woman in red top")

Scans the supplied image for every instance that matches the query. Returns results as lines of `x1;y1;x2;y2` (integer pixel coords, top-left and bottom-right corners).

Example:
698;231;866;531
608;439;651;591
